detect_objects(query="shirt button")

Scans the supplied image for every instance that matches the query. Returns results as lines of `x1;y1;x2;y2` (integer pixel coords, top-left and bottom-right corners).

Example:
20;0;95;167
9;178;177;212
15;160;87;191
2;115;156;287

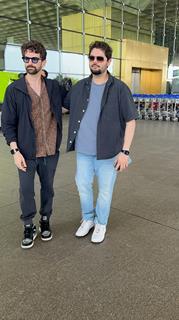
69;140;72;144
78;120;80;123
73;131;76;134
82;109;85;113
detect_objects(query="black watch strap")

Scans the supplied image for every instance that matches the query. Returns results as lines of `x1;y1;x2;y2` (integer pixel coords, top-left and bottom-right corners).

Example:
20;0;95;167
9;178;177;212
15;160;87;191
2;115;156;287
10;148;19;155
121;149;130;155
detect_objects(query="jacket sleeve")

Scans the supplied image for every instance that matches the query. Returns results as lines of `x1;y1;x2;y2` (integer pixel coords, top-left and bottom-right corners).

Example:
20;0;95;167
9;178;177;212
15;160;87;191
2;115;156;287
63;89;71;110
58;84;68;106
119;82;137;122
1;85;18;145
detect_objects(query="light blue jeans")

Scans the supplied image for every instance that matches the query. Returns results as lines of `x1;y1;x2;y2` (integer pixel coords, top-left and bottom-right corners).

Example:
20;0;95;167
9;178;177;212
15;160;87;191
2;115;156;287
75;152;118;225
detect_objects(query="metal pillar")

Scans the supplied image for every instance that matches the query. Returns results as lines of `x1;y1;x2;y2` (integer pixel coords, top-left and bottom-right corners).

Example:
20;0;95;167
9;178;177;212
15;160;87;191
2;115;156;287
151;0;154;44
82;0;86;78
56;0;61;75
172;0;179;64
26;0;31;40
137;0;140;41
162;0;167;46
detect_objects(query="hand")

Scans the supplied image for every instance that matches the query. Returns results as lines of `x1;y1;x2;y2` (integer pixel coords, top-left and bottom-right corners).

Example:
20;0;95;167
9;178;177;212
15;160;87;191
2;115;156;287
114;152;129;172
13;151;27;172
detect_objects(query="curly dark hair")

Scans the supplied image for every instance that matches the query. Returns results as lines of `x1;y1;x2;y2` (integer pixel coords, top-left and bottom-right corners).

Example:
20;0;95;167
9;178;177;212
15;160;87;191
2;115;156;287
21;40;47;60
89;41;112;60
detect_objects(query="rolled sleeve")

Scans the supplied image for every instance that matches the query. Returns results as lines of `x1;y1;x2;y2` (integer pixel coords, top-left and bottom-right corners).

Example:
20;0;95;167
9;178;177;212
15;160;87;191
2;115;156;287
120;82;137;122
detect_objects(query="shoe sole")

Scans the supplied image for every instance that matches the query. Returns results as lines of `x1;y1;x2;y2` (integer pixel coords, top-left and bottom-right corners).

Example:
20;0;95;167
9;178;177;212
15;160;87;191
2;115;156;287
91;238;105;244
21;232;37;249
39;227;53;241
41;234;53;241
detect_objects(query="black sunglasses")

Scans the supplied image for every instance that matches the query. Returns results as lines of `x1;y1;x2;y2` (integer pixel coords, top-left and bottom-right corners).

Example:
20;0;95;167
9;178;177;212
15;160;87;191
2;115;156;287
89;55;105;62
22;56;41;64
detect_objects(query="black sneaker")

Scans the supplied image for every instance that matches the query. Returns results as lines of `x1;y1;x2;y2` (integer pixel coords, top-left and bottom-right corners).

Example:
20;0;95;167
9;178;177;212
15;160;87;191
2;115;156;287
39;216;52;241
21;224;37;249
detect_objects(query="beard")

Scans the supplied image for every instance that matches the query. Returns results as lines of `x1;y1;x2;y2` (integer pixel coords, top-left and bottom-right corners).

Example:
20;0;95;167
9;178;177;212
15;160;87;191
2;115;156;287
90;69;102;75
90;65;102;75
26;66;40;75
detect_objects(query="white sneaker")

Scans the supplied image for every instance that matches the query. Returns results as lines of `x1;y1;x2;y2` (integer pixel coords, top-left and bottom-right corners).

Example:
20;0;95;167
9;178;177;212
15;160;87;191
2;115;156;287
75;220;94;237
91;224;106;243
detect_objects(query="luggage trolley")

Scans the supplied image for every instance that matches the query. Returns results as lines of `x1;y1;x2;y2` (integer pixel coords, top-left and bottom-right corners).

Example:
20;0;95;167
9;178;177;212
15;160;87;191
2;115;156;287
142;94;151;120
138;94;146;120
153;95;163;120
175;95;179;121
148;95;157;120
135;94;146;120
161;94;170;121
169;94;178;122
133;94;142;120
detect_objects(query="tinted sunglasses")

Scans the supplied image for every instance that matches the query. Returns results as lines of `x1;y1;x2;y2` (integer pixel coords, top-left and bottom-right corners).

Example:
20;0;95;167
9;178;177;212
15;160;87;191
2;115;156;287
22;56;41;64
89;55;105;62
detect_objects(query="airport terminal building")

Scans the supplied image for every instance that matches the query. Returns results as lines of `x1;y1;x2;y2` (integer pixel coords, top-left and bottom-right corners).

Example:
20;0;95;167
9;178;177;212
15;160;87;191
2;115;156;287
0;1;179;320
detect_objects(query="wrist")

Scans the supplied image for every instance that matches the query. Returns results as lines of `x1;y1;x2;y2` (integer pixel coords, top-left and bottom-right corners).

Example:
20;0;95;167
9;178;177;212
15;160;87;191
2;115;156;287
10;148;19;155
121;149;130;155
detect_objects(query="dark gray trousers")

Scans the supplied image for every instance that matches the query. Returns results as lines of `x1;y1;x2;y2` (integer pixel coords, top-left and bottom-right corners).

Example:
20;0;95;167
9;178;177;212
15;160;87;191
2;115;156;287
18;152;59;225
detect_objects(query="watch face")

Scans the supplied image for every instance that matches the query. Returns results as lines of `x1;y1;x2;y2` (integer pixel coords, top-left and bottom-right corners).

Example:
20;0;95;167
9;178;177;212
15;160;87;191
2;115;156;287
10;149;18;155
122;150;129;155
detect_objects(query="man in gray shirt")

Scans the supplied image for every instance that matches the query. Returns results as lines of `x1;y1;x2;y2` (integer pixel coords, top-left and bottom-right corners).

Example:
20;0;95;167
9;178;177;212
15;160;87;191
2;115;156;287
65;41;136;243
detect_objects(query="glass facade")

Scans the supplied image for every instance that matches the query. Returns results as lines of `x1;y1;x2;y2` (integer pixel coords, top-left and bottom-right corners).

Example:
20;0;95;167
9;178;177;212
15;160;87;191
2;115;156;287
0;0;179;79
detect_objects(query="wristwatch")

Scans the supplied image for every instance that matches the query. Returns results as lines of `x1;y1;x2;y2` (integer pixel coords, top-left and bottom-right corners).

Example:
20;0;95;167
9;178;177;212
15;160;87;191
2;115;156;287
121;149;130;155
10;148;19;155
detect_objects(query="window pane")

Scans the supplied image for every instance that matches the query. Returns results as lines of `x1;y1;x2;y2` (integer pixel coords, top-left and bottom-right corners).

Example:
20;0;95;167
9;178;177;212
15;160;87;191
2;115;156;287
29;0;57;26
0;18;27;45
30;24;57;50
85;13;104;37
138;29;151;43
154;24;163;46
85;34;102;54
165;21;175;64
123;4;138;40
112;58;121;79
173;27;179;65
123;5;138;27
105;19;112;39
62;30;83;53
111;21;122;40
83;0;105;12
140;7;152;31
0;0;26;19
111;3;122;24
61;52;84;77
105;6;112;20
60;0;82;8
106;39;120;59
62;10;82;32
123;24;137;40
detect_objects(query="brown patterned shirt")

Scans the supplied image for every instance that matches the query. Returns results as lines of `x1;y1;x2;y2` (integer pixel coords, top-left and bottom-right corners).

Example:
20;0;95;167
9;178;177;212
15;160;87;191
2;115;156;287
26;78;57;157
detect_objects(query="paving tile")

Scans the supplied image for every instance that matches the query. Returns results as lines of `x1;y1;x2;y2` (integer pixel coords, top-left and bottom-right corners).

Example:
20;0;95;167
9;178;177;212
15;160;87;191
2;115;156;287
0;120;179;320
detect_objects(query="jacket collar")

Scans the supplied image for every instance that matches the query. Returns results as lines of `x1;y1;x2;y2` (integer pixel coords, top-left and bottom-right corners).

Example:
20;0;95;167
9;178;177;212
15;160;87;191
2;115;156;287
13;77;28;94
13;76;53;97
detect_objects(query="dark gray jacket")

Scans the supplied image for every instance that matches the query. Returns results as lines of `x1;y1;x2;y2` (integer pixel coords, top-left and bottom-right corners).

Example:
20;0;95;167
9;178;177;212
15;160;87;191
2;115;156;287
2;77;66;159
64;73;136;160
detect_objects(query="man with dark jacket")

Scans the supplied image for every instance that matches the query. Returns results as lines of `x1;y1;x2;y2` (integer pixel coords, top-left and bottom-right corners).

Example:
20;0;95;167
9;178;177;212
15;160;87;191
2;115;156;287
2;40;65;249
64;41;136;243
